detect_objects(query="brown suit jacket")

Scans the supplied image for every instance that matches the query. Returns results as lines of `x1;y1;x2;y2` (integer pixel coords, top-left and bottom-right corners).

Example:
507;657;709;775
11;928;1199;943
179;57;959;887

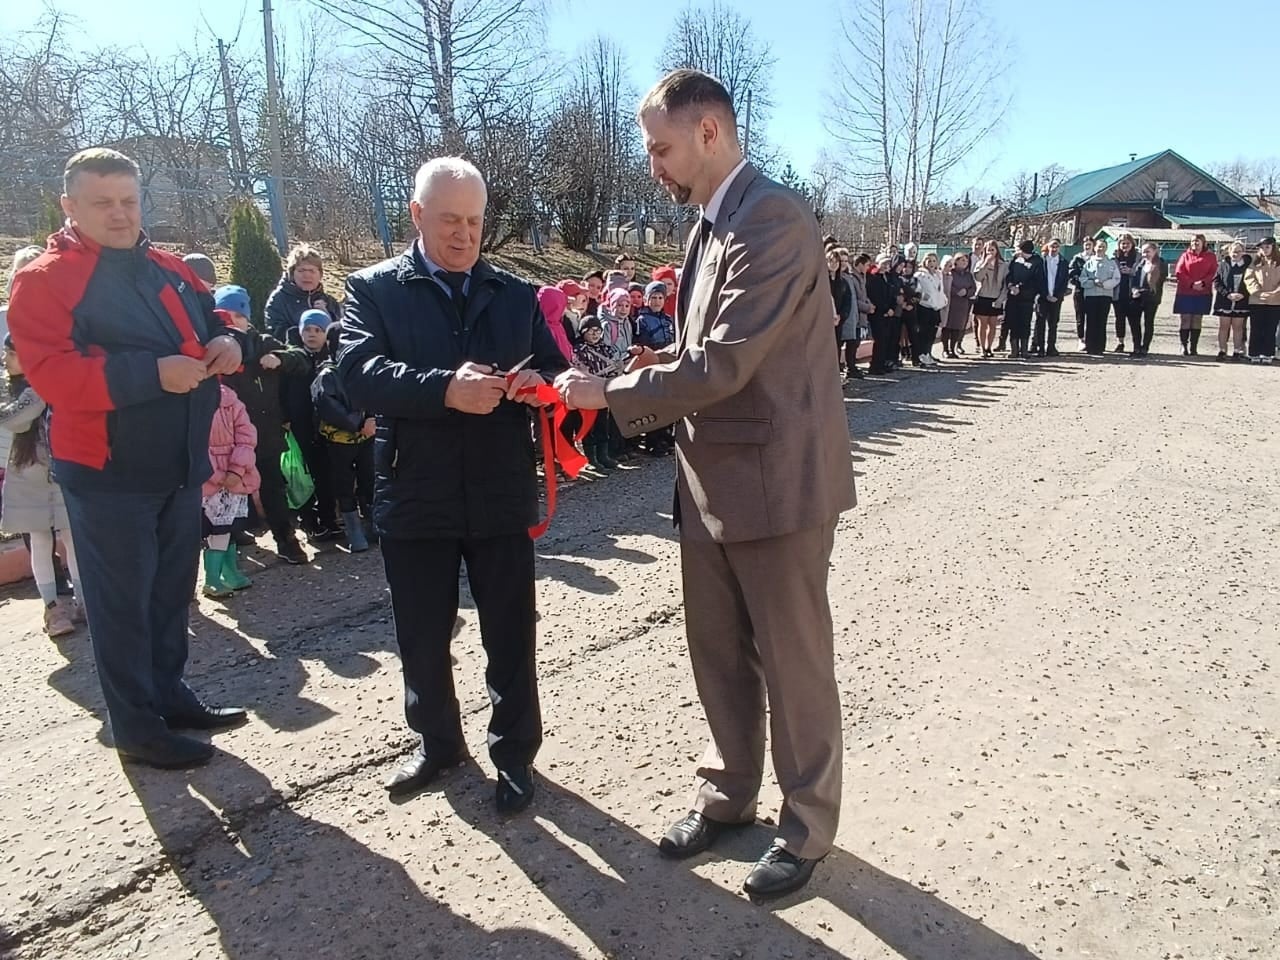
605;163;856;543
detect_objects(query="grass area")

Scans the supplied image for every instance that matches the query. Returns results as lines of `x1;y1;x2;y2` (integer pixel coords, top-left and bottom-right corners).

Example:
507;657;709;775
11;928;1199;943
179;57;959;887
0;235;684;301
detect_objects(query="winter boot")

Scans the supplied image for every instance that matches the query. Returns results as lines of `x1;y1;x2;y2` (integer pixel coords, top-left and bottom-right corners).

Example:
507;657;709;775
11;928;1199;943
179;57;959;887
202;550;234;599
342;510;370;552
1179;329;1190;355
1189;328;1201;356
598;444;620;470
220;543;252;591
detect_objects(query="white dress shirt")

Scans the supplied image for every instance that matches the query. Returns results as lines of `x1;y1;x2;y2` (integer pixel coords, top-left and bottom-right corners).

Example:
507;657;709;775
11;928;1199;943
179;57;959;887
702;157;750;228
1044;254;1060;297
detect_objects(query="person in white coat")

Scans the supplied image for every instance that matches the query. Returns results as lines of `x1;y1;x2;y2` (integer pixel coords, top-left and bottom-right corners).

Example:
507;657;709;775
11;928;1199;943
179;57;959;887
913;253;948;366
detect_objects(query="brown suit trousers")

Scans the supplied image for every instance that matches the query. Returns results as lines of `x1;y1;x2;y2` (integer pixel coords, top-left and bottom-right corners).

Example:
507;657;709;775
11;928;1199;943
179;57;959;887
681;520;842;860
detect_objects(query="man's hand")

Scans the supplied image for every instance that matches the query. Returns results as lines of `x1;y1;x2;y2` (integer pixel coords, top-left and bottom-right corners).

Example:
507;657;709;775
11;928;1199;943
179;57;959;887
360;417;377;438
444;361;507;415
259;353;282;371
204;335;243;376
158;355;208;394
626;345;661;371
505;369;547;405
554;369;608;410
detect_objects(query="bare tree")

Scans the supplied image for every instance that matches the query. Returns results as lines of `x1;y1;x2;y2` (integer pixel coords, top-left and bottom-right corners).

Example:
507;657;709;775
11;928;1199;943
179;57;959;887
89;46;239;244
308;0;544;153
659;1;775;154
0;14;99;232
827;0;1011;242
1208;156;1280;196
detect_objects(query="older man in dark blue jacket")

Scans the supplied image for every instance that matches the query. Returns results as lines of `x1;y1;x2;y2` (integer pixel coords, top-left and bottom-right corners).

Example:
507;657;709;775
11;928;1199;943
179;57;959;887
8;148;249;769
339;157;567;813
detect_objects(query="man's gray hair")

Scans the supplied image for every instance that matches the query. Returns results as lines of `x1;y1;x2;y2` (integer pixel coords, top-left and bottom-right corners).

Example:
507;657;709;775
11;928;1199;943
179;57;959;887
412;157;486;205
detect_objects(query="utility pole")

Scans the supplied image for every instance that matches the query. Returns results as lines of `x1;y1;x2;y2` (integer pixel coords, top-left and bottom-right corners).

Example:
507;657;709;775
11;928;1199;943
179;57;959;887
217;39;250;193
262;0;288;254
742;88;753;160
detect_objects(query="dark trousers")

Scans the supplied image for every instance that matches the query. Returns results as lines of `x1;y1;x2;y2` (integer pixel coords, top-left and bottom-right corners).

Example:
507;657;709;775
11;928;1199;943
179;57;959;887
913;307;940;359
256;438;292;539
590;409;618;449
1249;305;1280;358
870;316;897;369
1005;299;1035;340
1034;298;1063;351
324;439;374;514
1141;302;1159;349
1073;289;1087;341
293;428;337;530
1083;297;1111;353
1113;299;1141;346
62;485;203;749
381;534;541;769
843;339;862;370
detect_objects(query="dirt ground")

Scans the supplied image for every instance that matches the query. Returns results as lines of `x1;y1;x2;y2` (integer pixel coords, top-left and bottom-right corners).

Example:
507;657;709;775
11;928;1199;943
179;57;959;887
1;305;1277;960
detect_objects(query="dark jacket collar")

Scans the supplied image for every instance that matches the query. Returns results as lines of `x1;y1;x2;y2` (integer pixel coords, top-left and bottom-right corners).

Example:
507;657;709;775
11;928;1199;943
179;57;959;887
395;239;505;288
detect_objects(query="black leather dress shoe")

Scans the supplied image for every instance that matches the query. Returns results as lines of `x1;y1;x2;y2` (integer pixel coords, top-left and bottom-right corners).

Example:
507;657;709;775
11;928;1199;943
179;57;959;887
164;705;248;731
495;766;536;815
118;733;214;769
743;842;823;900
384;750;461;797
658;810;749;860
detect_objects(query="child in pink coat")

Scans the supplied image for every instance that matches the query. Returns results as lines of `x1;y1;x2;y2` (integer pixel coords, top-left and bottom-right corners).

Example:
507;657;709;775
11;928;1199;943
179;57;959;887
201;384;261;598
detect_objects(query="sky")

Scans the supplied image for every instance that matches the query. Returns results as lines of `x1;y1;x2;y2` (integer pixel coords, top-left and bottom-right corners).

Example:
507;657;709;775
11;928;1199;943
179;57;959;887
12;0;1280;200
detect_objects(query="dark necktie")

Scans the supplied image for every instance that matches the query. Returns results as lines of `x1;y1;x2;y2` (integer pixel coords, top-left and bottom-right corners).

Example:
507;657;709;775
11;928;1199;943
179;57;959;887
678;218;713;321
435;270;468;317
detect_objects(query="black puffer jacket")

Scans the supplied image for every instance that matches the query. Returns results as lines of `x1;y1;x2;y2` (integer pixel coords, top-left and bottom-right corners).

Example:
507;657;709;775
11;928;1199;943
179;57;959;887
222;329;309;453
265;274;343;342
338;243;568;540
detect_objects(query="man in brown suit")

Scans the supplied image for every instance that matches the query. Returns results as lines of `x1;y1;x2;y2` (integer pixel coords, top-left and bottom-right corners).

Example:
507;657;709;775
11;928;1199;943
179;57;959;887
556;70;856;900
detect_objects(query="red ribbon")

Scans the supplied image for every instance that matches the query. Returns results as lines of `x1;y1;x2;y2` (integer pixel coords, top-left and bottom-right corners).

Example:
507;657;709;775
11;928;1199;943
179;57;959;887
511;381;596;538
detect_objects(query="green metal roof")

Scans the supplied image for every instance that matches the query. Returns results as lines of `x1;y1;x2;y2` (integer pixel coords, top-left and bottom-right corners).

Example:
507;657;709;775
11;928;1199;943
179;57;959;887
1022;152;1166;215
1161;204;1273;226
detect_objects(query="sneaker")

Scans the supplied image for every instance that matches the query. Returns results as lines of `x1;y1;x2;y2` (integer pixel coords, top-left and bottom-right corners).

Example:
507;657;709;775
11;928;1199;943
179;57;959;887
1233;351;1247;361
1263;356;1274;365
1114;341;1126;353
44;601;75;638
276;535;309;565
1250;356;1263;364
1078;339;1087;351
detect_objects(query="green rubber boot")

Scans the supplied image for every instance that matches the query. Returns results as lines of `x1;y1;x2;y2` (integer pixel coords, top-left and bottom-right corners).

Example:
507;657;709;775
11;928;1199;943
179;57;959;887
202;550;233;599
220;543;252;591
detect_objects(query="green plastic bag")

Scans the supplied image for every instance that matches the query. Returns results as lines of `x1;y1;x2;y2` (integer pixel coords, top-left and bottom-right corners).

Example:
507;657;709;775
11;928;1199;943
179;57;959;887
281;432;315;510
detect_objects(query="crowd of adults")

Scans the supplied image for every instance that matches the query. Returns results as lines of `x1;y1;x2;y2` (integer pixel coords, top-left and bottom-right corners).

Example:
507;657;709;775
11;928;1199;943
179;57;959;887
823;232;1280;372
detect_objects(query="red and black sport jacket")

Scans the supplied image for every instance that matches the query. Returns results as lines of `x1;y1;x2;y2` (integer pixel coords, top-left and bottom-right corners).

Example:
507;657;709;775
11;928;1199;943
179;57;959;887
7;227;244;493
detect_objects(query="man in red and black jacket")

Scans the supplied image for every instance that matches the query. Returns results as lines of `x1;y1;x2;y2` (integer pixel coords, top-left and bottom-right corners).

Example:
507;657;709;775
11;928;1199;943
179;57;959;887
7;148;250;770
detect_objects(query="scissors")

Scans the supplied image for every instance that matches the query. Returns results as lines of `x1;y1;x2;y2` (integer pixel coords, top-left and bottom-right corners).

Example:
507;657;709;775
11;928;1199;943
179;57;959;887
495;354;535;379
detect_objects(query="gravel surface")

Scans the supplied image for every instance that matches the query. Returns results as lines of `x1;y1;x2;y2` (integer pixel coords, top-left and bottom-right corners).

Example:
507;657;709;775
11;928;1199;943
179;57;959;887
2;312;1277;960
